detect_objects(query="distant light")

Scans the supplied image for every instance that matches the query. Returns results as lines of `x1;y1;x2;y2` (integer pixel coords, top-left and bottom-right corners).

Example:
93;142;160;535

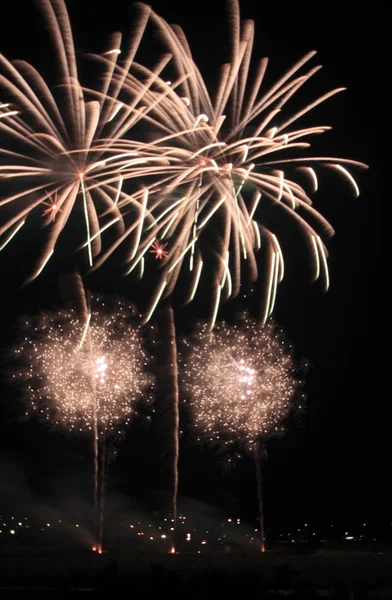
10;530;15;535
201;540;207;545
186;533;191;541
18;522;22;526
227;519;232;522
346;536;354;540
130;525;134;529
75;524;79;528
161;534;167;539
149;537;154;540
47;523;51;527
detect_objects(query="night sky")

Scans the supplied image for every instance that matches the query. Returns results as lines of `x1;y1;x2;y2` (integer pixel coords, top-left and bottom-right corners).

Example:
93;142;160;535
0;0;384;535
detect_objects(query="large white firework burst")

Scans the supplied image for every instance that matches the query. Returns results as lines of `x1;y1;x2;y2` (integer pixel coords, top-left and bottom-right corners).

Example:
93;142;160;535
100;0;367;326
0;0;175;278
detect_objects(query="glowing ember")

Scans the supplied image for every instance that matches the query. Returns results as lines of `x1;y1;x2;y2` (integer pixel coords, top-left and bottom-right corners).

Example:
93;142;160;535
41;193;62;221
149;239;169;260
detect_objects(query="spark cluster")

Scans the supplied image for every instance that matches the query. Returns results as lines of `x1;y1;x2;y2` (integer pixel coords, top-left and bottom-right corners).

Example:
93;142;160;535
180;315;303;453
12;296;153;435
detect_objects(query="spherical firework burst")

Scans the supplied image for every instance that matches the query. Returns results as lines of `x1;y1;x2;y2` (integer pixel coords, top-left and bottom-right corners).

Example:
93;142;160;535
12;295;154;436
180;314;304;455
100;1;367;325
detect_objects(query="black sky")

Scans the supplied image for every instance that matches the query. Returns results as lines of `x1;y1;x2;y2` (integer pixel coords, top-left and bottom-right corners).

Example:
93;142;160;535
0;0;384;531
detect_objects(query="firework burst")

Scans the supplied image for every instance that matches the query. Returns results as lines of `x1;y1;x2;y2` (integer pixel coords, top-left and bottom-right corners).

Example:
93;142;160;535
12;295;154;435
0;0;175;278
180;314;304;456
99;1;367;325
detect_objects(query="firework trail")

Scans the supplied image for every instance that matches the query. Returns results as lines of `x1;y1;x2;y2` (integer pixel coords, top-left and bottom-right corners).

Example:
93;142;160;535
96;0;367;327
12;294;154;551
179;313;305;551
155;302;179;553
57;270;102;510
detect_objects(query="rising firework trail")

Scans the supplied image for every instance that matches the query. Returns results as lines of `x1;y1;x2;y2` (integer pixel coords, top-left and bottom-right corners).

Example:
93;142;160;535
179;313;305;551
155;302;179;553
12;294;154;551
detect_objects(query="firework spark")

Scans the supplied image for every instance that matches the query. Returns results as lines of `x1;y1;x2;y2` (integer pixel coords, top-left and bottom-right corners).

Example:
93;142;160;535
41;192;62;221
149;239;169;260
12;295;154;435
180;314;303;454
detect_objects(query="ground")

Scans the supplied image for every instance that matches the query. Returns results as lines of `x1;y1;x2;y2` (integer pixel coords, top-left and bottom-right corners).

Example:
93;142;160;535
0;544;391;597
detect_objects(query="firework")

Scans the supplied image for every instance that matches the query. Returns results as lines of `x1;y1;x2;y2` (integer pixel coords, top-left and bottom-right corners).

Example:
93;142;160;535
99;1;367;325
0;0;174;278
180;313;304;551
180;314;302;453
12;295;153;435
